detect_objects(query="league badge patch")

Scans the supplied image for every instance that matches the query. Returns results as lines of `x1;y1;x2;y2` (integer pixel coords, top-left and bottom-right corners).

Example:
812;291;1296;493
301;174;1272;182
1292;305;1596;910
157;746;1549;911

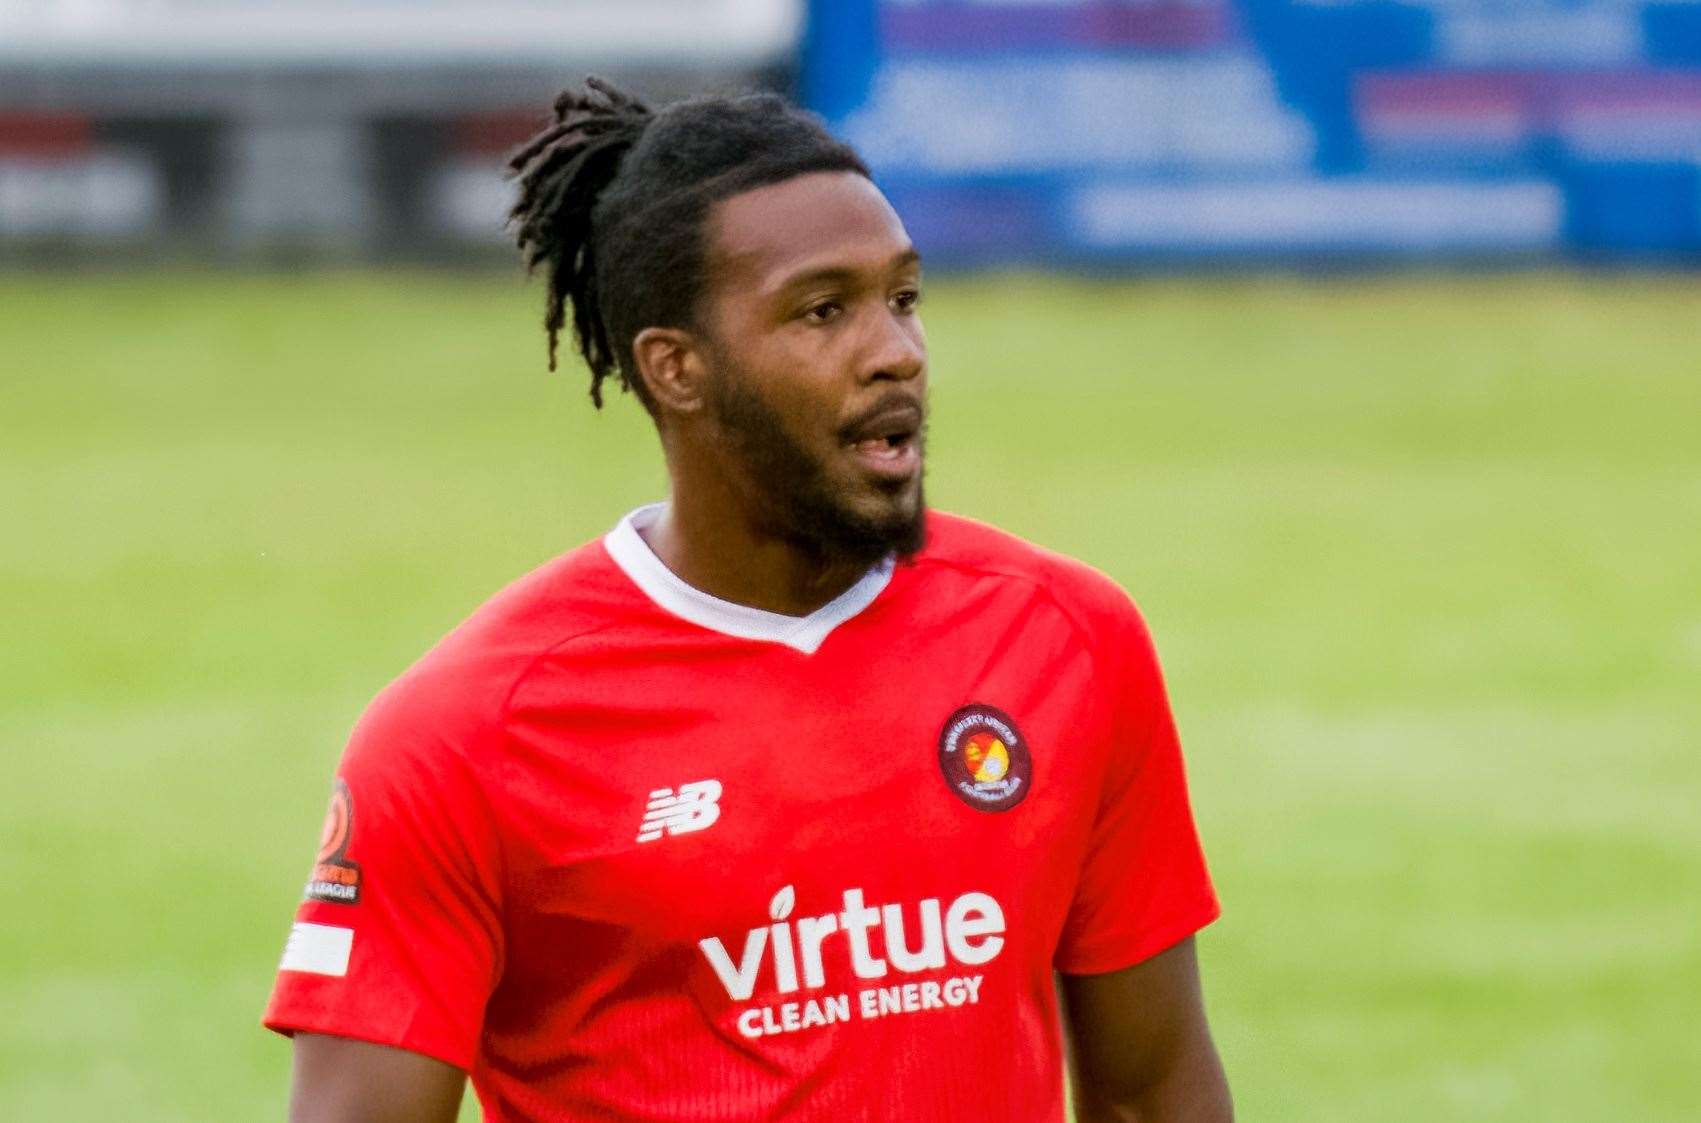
937;704;1032;812
305;778;362;904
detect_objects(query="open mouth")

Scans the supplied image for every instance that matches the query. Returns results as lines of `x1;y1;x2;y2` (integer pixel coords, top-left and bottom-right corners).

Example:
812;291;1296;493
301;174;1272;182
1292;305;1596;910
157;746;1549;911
842;402;923;482
853;431;913;459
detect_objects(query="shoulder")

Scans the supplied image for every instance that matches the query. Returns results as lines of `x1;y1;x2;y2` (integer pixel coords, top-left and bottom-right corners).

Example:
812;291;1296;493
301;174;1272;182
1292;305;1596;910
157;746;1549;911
348;536;635;767
915;510;1151;645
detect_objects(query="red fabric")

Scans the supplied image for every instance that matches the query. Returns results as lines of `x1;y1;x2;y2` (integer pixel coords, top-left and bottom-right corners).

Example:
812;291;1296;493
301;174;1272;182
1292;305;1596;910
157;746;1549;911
264;511;1218;1121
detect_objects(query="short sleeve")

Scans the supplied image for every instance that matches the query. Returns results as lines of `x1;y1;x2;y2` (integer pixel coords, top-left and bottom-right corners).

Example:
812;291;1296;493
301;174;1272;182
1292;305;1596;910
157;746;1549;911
1053;603;1220;975
262;681;506;1071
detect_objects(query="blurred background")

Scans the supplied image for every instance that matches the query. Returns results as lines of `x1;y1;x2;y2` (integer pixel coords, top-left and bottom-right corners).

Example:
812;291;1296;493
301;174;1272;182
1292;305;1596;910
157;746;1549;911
3;1;1698;1120
6;0;1701;262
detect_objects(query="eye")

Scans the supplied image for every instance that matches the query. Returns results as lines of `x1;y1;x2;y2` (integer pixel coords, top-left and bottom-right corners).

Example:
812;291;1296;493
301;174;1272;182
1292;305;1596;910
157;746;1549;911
803;300;843;324
891;288;921;313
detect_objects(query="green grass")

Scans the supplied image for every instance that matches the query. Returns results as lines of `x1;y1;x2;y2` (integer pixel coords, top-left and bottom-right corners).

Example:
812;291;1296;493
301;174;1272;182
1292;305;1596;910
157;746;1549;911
3;270;1698;1120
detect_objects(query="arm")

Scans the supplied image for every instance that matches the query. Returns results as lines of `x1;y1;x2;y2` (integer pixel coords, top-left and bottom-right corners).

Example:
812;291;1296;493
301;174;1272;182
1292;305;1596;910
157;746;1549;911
1061;936;1232;1123
290;1033;466;1123
264;689;505;1118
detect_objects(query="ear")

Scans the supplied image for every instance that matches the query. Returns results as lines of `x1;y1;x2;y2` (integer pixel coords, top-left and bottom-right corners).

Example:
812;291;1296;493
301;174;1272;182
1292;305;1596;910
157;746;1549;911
631;326;709;418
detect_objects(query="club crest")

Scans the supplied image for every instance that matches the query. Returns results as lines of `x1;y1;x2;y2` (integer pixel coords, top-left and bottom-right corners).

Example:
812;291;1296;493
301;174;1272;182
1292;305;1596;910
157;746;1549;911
937;704;1032;812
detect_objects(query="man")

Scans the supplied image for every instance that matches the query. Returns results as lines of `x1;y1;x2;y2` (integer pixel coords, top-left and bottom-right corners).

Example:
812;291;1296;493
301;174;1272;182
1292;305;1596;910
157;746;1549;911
265;78;1231;1122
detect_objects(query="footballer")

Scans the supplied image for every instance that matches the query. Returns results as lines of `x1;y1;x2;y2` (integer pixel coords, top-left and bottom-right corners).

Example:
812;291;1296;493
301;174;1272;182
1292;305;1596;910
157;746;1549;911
265;78;1232;1122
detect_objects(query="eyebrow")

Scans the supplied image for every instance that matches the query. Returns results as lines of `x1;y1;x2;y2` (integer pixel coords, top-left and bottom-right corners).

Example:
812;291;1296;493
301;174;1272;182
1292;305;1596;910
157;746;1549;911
772;247;922;294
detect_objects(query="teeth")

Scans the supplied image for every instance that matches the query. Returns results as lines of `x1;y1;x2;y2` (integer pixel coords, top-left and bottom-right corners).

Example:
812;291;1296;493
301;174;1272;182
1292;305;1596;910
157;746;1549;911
855;438;901;460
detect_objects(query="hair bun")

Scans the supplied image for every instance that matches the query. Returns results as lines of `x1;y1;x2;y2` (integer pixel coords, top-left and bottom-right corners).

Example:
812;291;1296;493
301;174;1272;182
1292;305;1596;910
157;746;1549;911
507;76;653;384
552;76;651;132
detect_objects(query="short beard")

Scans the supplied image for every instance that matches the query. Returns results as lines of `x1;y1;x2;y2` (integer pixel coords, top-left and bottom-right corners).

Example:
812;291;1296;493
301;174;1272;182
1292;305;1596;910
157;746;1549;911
705;363;926;569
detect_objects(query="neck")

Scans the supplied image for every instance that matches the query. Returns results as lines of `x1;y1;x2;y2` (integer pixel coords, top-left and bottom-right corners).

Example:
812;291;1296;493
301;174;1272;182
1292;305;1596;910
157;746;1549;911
641;475;876;618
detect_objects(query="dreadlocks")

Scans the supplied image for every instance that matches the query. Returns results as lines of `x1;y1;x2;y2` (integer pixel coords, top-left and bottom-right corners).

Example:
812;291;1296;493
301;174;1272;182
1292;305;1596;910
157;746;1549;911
507;77;870;412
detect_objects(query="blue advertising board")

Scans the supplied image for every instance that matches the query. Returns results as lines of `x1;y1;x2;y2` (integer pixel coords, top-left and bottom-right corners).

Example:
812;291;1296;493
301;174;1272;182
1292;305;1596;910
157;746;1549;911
802;0;1701;263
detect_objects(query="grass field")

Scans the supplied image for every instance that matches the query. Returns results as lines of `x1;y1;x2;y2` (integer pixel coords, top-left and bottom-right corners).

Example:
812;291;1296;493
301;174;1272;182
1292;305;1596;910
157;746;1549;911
2;270;1698;1120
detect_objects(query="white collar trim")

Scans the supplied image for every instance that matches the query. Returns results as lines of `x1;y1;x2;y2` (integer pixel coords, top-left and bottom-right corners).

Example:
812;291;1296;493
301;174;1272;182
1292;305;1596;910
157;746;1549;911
603;503;893;655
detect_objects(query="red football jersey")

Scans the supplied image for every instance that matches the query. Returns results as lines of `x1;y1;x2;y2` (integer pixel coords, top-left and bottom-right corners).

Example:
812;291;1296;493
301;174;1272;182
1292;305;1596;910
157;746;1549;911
264;506;1219;1121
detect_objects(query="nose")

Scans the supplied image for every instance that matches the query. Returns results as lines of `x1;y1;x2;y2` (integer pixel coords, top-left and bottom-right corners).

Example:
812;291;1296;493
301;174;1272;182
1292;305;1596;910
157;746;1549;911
859;305;926;385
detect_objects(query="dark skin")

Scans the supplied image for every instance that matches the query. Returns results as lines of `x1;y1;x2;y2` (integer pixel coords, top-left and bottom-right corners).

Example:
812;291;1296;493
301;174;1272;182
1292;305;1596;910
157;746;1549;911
1064;938;1233;1122
289;172;1230;1122
634;171;928;614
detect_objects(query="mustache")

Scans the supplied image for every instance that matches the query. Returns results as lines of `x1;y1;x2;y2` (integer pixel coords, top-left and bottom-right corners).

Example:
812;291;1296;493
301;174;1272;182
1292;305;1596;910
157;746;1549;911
837;391;927;444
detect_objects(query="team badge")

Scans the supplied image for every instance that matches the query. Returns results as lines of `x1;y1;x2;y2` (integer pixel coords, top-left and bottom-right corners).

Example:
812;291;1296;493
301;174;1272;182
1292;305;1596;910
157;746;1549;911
305;778;362;904
937;704;1032;812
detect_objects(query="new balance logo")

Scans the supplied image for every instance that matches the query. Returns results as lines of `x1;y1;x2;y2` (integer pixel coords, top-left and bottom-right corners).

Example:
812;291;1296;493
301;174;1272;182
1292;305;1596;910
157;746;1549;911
637;779;723;843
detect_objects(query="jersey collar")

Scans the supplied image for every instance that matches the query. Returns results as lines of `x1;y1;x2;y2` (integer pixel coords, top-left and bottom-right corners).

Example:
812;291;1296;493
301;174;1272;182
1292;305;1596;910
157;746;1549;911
603;503;894;655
